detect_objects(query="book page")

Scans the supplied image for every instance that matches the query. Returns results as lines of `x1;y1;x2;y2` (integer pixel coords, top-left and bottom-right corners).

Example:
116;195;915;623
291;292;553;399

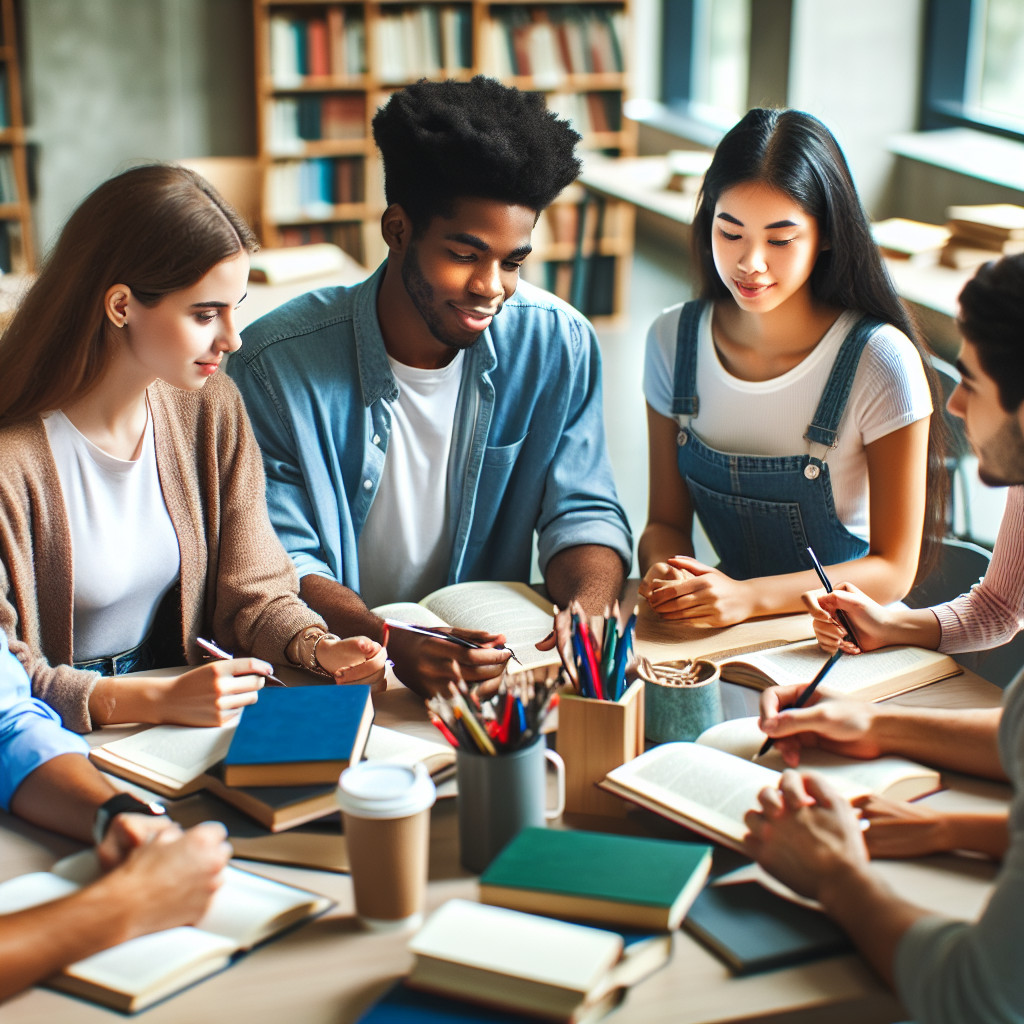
420;581;558;671
364;724;454;772
59;928;236;1002
197;866;331;948
696;718;941;800
410;899;622;993
605;743;781;844
722;641;957;698
92;720;238;786
373;600;449;629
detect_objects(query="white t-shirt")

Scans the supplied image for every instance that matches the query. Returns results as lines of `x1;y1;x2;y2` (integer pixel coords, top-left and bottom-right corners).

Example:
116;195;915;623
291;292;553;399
43;405;180;661
357;351;464;608
643;303;933;543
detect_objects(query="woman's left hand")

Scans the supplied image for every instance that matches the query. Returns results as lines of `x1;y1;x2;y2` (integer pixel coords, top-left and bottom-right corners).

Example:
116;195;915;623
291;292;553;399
315;635;388;693
642;556;756;627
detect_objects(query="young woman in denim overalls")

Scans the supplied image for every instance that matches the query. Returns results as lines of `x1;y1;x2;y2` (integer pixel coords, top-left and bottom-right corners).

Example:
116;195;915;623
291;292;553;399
639;109;947;627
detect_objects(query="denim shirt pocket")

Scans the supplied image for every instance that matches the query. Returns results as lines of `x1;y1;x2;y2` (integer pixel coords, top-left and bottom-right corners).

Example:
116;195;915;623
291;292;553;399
481;432;529;469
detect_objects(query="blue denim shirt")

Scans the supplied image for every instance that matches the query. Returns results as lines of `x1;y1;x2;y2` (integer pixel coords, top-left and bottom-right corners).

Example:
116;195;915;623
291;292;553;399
0;629;89;810
229;264;632;596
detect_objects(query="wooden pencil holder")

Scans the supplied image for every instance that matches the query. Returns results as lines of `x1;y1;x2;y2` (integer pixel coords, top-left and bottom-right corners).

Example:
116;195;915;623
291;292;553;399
557;678;645;818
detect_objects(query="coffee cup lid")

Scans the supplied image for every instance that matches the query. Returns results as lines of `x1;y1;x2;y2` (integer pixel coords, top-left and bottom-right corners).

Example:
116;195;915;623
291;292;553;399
336;761;436;819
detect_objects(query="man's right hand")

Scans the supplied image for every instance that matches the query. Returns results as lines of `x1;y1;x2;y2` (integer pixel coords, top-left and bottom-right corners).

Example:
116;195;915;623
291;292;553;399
101;822;232;940
758;684;884;767
386;626;510;697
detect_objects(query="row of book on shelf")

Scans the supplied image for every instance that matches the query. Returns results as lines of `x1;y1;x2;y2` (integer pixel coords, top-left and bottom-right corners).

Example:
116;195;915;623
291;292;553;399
267;157;365;219
374;3;473;83
872;202;1024;270
266;3;625;88
269;8;366;82
485;5;626;82
265;94;365;151
9;579;974;1015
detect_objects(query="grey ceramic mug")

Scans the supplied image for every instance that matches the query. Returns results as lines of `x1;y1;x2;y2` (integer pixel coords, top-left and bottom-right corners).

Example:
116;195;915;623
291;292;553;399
643;659;724;744
456;736;564;873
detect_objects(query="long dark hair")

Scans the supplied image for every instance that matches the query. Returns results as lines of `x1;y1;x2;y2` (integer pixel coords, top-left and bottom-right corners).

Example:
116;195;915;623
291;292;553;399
692;108;949;583
0;163;258;427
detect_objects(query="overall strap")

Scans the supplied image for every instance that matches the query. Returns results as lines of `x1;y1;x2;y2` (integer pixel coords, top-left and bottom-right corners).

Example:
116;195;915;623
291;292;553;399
804;315;885;449
670;300;705;422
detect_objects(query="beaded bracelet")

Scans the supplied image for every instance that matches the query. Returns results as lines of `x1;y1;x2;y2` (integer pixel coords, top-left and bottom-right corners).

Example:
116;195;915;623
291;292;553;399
309;630;340;678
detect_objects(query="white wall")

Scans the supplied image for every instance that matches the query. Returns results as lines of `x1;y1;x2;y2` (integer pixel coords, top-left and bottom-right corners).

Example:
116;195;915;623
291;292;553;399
21;0;254;251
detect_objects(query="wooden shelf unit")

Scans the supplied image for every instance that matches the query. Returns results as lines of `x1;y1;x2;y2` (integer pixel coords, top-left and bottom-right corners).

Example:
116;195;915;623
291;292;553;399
0;0;33;272
252;0;635;322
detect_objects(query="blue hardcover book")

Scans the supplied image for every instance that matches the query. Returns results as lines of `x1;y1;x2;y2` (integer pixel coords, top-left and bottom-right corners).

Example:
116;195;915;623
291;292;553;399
222;684;373;787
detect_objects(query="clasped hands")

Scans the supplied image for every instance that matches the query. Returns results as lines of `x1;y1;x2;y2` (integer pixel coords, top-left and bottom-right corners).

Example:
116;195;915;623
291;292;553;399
639;556;757;627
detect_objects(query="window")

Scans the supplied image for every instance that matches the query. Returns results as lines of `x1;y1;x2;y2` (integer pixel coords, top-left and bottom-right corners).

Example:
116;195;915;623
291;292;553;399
660;0;748;129
924;0;1024;139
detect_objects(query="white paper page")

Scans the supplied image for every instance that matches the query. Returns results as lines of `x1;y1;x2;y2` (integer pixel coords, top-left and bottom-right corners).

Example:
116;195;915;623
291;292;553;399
196;866;323;947
420;581;554;669
410;899;620;992
95;720;238;785
63;928;235;995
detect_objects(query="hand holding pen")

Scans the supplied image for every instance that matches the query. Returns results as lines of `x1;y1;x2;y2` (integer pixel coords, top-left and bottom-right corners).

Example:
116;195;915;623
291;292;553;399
383;619;513;695
756;650;843;757
805;547;861;649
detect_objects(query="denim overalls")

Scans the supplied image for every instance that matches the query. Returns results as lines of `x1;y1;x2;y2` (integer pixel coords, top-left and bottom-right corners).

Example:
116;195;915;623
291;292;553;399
671;300;878;580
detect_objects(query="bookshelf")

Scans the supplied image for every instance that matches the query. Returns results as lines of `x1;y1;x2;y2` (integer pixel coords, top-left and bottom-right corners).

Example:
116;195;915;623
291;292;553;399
252;0;635;321
0;0;33;272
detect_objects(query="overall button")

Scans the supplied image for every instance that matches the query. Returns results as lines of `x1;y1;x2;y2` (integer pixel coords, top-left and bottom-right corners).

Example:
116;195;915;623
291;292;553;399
804;464;821;480
677;430;689;446
363;479;373;491
372;434;381;446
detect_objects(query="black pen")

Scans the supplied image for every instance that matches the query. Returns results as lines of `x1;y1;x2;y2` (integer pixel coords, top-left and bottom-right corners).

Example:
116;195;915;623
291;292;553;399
756;649;843;757
196;636;286;686
805;546;861;648
382;619;521;666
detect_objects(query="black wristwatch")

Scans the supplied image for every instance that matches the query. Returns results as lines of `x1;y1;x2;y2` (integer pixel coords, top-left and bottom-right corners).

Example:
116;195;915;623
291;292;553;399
92;793;167;845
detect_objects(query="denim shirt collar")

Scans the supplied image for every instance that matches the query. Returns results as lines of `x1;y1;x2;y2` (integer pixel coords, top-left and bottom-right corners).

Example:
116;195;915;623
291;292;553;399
354;262;499;411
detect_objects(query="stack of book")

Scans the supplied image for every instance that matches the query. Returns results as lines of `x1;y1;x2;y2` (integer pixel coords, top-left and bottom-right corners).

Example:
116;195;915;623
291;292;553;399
940;203;1024;269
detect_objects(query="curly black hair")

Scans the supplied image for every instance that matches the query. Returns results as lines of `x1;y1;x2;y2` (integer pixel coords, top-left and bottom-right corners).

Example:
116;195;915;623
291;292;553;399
958;253;1024;413
372;76;581;233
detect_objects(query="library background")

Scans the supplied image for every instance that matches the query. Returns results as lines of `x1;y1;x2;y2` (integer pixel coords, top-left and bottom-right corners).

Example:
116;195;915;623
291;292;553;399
6;0;1024;561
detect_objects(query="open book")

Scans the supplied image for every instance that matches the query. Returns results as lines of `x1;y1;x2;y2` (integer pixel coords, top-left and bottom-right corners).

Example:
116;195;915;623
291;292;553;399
90;722;455;829
0;850;332;1013
600;734;942;853
374;580;560;679
707;639;961;701
406;899;672;1024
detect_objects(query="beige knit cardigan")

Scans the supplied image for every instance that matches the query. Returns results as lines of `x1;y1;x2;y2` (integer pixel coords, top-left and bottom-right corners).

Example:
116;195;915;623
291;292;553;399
0;372;324;732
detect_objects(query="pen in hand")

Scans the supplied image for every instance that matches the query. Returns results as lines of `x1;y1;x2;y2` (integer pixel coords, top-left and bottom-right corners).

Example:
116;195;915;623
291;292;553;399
382;619;521;666
196;636;286;686
756;649;843;758
805;546;861;648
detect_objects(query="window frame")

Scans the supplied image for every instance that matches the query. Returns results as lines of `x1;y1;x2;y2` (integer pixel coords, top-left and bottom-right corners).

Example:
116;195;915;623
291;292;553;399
922;0;1024;142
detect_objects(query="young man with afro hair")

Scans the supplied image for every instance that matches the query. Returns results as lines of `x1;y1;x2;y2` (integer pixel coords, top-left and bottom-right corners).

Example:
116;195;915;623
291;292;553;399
230;77;632;695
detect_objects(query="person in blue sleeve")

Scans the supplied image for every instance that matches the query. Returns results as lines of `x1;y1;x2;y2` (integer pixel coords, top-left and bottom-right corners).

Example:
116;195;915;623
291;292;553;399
0;628;231;1001
229;77;632;695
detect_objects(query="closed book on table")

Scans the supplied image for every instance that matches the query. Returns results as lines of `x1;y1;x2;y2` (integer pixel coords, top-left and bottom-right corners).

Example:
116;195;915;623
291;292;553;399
222;685;374;786
479;827;711;931
683;881;853;975
406;899;672;1024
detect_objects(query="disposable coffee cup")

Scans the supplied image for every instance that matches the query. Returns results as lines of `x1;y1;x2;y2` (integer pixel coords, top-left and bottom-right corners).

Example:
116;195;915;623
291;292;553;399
335;761;436;932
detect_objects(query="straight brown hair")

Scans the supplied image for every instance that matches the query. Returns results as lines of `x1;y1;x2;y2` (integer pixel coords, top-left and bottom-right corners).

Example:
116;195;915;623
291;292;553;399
0;163;258;427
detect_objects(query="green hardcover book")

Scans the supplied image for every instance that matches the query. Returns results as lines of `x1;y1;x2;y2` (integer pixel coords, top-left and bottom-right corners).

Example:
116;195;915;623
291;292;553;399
682;881;853;975
478;827;712;931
